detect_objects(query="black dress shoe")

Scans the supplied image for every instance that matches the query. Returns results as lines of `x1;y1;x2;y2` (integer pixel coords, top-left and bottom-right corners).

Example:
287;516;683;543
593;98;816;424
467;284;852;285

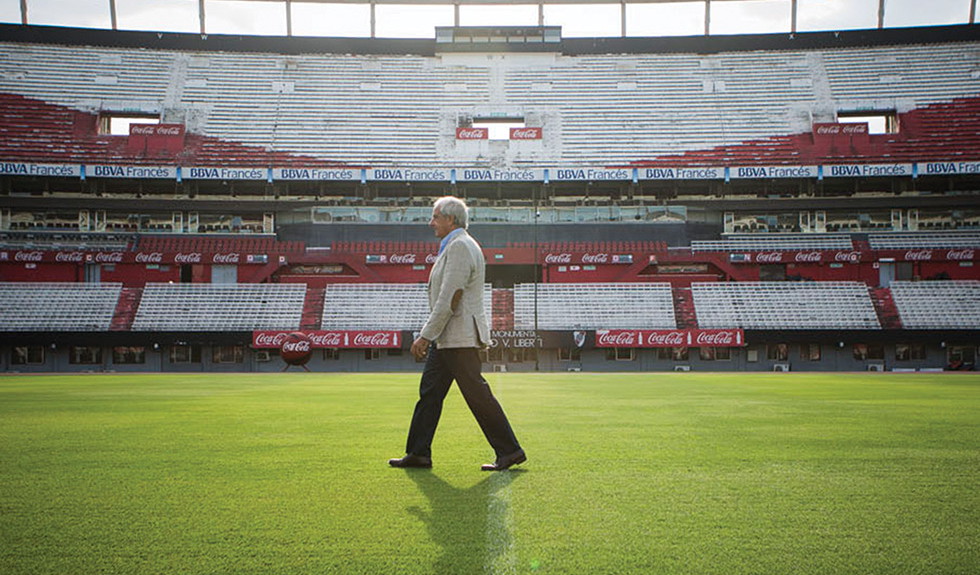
481;449;526;471
388;454;432;468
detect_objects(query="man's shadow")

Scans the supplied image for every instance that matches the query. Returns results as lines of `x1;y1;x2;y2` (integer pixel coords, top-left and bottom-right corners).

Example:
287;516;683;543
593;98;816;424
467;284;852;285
403;469;525;575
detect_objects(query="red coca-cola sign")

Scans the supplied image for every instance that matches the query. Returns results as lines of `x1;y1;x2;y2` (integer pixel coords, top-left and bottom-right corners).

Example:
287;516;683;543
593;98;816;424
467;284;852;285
544;253;572;264
645;330;688;346
694;329;742;346
510;127;542;140
814;122;868;135
252;330;400;349
212;252;240;264
596;330;637;347
947;248;975;261
55;251;85;263
135;252;164;263
904;249;934;261
794;251;823;263
595;329;744;348
456;127;488;140
755;252;783;263
129;123;185;137
280;332;313;365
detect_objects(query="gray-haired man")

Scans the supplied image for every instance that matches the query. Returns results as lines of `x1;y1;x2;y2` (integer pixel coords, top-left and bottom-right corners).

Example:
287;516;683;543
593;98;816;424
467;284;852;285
389;196;526;471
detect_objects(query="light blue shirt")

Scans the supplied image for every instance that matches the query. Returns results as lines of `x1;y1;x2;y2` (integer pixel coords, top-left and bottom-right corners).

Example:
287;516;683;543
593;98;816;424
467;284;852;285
438;227;465;255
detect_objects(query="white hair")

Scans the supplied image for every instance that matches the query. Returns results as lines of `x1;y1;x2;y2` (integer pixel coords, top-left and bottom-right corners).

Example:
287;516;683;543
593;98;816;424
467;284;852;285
434;196;468;229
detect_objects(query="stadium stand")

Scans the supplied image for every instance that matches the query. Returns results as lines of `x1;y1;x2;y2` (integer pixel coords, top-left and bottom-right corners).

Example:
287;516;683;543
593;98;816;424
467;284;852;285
691;282;881;330
0;282;123;331
320;283;493;331
691;235;854;252
513;283;676;330
868;232;980;250
2;30;979;168
131;283;305;331
889;280;980;330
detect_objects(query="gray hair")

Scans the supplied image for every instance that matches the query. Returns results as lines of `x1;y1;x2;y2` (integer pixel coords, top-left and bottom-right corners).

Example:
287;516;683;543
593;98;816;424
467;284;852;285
434;196;469;229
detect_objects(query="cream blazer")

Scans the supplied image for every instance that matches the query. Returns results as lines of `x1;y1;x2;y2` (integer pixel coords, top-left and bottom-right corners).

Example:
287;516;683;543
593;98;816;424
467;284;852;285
419;229;490;349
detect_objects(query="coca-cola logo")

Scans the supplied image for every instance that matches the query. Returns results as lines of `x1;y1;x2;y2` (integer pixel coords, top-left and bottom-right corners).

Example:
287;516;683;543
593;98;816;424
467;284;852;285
425;253;438;264
94;251;124;263
544;253;572;264
647;331;686;346
596;331;636;347
130;124;184;137
308;332;343;347
55;251;85;263
904;249;933;261
755;252;783;263
835;251;861;263
175;252;203;264
15;251;43;262
280;332;313;365
255;332;289;347
696;331;736;346
212;252;240;264
795;251;822;263
815;123;867;135
353;332;392;347
456;127;488;140
582;253;609;264
510;127;542;140
947;248;975;261
389;253;417;264
135;252;164;263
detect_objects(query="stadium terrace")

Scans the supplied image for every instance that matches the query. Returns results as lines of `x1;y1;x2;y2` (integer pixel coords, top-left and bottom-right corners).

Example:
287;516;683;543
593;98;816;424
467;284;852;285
0;21;978;373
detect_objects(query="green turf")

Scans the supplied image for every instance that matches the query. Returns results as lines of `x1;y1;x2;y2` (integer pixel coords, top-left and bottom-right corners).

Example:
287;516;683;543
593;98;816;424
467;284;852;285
1;372;978;574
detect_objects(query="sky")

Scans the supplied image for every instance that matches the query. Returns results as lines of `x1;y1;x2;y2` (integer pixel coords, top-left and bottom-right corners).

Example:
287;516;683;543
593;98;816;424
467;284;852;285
0;0;975;39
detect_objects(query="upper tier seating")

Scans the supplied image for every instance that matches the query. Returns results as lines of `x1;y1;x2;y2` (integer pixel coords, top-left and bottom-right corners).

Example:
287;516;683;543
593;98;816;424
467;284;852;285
692;234;854;252
691;281;880;329
1;36;978;167
320;283;493;331
868;232;980;250
512;282;676;330
889;280;980;329
131;283;305;331
136;235;305;254
0;282;122;331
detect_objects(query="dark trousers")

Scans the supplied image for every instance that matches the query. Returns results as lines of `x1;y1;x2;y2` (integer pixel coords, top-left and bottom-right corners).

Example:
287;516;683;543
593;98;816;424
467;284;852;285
405;345;521;459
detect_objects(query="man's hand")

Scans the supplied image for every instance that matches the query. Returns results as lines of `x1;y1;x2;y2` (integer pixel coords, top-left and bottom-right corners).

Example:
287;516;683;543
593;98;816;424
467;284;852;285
411;336;431;360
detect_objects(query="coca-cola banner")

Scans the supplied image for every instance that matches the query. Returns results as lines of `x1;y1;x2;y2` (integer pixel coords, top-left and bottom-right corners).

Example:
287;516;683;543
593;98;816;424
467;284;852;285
456;127;488;140
252;330;401;349
0;250;271;265
595;329;744;348
542;252;634;265
510;127;542;140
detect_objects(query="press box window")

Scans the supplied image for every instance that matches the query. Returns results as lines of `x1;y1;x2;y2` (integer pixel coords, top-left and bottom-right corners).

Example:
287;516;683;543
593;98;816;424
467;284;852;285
70;346;102;365
112;346;146;364
837;111;898;135
12;346;44;365
170;344;201;363
99;113;159;136
605;348;635;361
213;345;244;364
472;118;525;140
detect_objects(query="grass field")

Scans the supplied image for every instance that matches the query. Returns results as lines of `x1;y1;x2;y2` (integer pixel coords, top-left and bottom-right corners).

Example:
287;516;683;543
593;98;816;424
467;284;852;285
1;372;978;575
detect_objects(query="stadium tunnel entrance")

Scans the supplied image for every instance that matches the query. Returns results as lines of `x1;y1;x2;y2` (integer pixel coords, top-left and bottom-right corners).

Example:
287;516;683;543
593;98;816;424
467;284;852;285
486;264;539;288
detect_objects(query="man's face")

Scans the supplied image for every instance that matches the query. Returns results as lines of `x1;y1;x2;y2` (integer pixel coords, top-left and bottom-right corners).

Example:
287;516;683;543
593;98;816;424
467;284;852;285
430;207;455;239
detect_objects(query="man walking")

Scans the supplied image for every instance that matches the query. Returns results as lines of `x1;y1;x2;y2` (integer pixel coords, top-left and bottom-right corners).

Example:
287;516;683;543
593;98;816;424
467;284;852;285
389;196;526;471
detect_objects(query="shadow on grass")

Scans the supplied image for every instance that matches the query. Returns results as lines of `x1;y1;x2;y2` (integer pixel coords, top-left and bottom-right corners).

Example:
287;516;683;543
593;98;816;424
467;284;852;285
403;469;525;574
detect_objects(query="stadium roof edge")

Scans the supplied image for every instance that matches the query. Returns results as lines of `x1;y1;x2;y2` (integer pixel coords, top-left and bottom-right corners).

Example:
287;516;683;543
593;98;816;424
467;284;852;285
0;22;978;56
